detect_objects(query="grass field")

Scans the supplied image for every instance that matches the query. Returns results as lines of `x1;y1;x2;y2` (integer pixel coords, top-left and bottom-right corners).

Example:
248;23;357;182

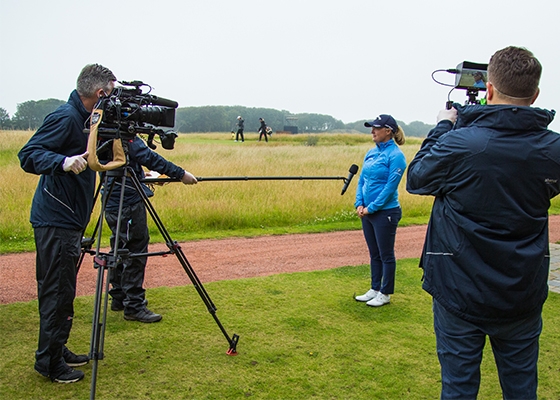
0;260;558;399
2;130;560;399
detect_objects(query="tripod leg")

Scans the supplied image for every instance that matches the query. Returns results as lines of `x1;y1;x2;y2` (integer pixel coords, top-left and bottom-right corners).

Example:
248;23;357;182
89;171;128;399
172;242;239;355
128;170;240;354
89;256;109;400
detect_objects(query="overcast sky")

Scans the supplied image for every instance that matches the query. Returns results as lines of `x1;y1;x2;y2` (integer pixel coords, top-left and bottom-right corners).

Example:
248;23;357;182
1;0;559;131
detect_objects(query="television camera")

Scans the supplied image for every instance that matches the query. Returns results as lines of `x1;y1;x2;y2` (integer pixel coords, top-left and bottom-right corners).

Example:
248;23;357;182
93;80;179;151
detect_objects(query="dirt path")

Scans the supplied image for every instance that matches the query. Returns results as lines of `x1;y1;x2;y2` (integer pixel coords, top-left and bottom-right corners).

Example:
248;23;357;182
2;216;560;305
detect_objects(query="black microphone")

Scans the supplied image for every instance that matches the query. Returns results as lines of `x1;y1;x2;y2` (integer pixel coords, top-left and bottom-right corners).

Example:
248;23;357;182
341;164;359;195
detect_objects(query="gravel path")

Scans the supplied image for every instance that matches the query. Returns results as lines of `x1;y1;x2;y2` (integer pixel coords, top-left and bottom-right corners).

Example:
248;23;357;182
2;216;560;304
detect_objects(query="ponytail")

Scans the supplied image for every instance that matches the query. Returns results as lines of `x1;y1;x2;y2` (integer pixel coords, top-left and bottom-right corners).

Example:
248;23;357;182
393;126;406;145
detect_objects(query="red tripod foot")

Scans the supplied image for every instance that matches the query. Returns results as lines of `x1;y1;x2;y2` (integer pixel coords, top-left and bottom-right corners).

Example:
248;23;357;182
226;334;240;356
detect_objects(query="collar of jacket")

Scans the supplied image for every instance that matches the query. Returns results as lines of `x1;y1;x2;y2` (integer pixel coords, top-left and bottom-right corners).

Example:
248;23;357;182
375;138;396;150
68;89;91;120
454;103;556;132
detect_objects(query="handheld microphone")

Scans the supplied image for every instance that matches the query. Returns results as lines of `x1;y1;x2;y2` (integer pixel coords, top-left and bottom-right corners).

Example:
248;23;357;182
341;164;359;195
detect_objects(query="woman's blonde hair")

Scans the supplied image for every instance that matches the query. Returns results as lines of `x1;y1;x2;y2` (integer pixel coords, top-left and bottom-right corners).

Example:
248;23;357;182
393;126;405;145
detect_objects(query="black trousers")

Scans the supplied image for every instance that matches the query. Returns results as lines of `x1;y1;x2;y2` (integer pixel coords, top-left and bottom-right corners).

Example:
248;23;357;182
34;226;81;377
105;202;149;314
235;129;244;142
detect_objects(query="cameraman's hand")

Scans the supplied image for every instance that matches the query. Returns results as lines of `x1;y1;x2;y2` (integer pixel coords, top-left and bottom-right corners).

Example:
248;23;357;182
62;151;89;174
437;108;458;124
181;170;197;185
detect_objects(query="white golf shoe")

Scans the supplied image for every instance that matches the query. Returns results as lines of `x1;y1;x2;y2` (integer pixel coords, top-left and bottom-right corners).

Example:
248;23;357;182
355;289;379;302
366;293;390;307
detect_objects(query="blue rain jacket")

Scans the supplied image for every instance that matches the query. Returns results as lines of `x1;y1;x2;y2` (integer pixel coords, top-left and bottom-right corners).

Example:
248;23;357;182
355;139;407;213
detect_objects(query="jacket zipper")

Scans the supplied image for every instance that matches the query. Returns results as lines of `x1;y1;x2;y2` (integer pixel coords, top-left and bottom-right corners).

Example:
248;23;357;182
43;188;75;214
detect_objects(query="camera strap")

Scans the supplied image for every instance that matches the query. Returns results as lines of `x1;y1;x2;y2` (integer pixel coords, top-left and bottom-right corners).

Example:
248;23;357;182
87;108;126;172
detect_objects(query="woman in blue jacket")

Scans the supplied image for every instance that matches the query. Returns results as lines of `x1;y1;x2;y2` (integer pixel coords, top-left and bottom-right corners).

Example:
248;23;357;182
354;114;406;307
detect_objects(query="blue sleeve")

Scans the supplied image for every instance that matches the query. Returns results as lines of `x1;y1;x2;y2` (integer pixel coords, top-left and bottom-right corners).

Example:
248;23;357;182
18;114;72;176
354;153;368;208
367;150;407;213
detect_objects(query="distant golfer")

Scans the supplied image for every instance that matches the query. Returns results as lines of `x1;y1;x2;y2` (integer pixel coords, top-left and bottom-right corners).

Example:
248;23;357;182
258;117;268;142
235;116;244;142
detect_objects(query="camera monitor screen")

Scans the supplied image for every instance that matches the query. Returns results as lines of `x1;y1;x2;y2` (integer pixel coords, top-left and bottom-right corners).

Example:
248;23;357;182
455;61;488;91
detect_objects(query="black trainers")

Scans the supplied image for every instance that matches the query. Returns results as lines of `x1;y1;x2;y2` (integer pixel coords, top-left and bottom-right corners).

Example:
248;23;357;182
124;307;162;323
111;299;124;312
50;365;84;383
63;346;89;367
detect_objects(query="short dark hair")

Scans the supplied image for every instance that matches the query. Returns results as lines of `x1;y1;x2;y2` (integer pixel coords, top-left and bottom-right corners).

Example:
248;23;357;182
76;64;116;98
488;46;541;98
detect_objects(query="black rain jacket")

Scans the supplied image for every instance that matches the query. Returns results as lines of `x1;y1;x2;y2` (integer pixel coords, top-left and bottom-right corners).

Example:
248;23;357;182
407;103;560;323
18;90;96;230
102;136;185;211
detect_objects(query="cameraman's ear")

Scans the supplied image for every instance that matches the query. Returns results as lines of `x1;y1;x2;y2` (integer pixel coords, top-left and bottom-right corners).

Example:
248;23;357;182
486;83;495;103
530;88;540;105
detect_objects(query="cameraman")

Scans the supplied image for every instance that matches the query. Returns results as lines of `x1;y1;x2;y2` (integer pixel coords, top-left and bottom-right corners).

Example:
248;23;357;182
407;46;560;399
103;136;197;323
18;64;117;383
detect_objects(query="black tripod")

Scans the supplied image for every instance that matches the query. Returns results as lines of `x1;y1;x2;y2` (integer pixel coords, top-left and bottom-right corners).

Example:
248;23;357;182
82;165;239;400
80;158;358;399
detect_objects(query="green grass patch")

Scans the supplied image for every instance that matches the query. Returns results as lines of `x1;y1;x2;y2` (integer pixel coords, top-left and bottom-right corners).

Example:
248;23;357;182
1;259;559;399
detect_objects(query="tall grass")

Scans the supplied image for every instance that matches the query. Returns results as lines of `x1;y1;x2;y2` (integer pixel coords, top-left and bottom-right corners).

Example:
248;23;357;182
4;130;560;253
0;130;432;253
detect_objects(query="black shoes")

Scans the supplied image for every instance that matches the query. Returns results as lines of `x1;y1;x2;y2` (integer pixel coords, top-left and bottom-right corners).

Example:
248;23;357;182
63;346;89;367
50;365;85;383
35;357;85;384
124;307;162;323
113;298;161;323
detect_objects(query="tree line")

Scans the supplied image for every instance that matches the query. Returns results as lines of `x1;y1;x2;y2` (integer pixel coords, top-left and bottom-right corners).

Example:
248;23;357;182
0;101;434;137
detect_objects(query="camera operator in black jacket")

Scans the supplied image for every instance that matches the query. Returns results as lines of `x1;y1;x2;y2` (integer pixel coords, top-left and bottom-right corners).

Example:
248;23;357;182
407;46;560;399
19;64;117;384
